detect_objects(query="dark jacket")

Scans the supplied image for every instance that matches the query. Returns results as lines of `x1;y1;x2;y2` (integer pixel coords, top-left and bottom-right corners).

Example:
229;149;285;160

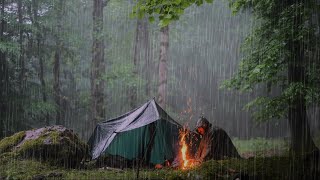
195;126;240;162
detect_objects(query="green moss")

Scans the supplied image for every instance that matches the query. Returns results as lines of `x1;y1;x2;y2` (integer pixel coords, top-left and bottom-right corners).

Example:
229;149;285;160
17;135;47;154
49;131;60;144
0;159;62;179
12;129;88;168
0;152;19;165
0;128;88;171
17;130;71;154
0;131;25;154
0;156;318;180
162;156;315;180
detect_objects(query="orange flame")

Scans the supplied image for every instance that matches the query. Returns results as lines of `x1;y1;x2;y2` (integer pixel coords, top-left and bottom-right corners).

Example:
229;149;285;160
177;98;195;170
179;127;194;170
180;132;189;168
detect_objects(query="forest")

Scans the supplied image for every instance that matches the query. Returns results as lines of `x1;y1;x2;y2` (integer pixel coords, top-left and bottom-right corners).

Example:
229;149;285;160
1;0;320;179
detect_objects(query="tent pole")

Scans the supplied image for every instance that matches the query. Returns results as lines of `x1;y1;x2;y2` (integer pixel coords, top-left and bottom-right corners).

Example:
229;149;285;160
136;123;157;179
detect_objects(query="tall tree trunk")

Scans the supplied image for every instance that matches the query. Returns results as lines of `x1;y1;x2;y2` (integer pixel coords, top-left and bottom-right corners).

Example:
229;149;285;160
33;0;49;125
131;17;151;108
68;70;77;128
142;18;151;97
54;0;64;125
54;47;61;125
317;0;320;132
91;0;105;128
288;60;317;154
131;18;142;109
0;0;6;138
157;26;169;108
17;0;25;131
18;0;25;91
287;2;317;154
39;43;49;125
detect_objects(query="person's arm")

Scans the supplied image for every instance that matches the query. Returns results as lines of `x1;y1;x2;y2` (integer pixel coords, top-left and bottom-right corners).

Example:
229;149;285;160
193;140;204;164
200;140;212;162
194;147;201;160
198;136;213;163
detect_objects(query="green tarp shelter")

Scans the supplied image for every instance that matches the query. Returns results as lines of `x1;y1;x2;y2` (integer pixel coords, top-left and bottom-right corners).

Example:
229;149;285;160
88;99;182;165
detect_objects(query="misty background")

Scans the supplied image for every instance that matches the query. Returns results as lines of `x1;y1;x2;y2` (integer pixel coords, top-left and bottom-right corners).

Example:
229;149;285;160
1;0;319;140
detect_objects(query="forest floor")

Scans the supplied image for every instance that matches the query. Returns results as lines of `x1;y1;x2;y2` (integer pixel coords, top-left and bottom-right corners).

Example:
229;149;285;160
232;138;291;158
1;138;319;180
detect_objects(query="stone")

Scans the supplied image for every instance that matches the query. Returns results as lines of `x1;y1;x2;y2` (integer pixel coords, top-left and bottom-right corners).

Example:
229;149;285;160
0;125;88;168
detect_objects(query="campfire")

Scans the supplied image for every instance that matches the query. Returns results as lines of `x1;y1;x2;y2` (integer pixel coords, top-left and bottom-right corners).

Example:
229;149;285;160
179;127;198;170
180;130;189;169
175;98;200;170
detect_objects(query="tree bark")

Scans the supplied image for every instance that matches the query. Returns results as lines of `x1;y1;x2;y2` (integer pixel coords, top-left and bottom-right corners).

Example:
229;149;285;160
32;0;49;126
288;52;317;154
0;0;6;138
317;0;320;132
53;47;61;125
18;0;25;92
131;17;151;108
40;45;49;125
287;1;317;154
54;0;64;125
142;18;151;97
91;0;105;128
16;0;26;132
157;26;169;109
130;18;142;109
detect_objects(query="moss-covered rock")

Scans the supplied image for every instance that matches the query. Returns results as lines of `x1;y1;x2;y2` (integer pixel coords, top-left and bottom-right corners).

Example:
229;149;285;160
0;125;88;168
0;131;25;154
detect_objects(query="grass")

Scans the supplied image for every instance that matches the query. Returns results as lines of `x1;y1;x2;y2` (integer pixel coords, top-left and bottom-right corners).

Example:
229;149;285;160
232;137;290;158
0;157;178;180
1;137;319;179
1;156;318;180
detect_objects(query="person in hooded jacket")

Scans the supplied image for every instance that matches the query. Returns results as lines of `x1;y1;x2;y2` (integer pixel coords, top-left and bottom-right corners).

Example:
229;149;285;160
193;116;241;163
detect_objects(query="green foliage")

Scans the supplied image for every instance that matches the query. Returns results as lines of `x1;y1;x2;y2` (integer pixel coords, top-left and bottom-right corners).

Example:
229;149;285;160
104;62;142;88
241;82;314;121
223;0;320;122
24;101;57;121
0;41;20;55
0;0;85;133
132;0;214;27
244;96;287;122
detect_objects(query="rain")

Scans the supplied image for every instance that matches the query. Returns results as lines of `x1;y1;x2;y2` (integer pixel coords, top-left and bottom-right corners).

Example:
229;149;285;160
1;0;320;179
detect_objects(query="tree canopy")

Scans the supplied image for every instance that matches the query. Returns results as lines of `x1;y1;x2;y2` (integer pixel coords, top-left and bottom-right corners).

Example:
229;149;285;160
224;0;320;122
223;0;320;153
132;0;213;27
133;0;320;153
